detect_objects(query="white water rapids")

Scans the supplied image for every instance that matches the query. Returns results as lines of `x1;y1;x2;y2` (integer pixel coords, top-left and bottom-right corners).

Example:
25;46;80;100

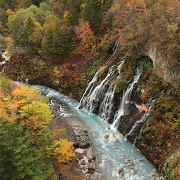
22;84;161;180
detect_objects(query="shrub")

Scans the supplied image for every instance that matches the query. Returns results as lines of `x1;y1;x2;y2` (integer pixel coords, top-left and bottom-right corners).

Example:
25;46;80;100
48;54;63;64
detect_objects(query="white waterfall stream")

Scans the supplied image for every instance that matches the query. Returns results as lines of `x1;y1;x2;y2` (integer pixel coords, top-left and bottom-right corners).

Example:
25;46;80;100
79;60;125;114
78;39;122;113
78;66;105;109
98;60;125;122
78;65;118;113
112;39;120;56
111;68;142;131
126;98;156;144
98;84;116;122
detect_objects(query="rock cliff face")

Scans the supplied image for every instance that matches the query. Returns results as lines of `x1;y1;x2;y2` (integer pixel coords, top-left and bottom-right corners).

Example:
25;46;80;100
147;44;180;89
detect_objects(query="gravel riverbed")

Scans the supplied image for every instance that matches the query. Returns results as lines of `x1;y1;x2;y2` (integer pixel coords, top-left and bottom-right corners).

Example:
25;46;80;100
48;98;100;180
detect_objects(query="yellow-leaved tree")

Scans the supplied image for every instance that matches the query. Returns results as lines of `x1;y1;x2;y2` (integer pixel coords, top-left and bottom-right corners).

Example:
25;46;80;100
0;73;76;179
51;139;76;163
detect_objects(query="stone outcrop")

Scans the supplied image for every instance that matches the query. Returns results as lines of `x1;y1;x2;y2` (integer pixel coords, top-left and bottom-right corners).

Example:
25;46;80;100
147;44;180;89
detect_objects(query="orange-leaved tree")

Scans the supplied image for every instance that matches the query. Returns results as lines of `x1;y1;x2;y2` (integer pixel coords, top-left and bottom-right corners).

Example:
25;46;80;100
75;22;97;61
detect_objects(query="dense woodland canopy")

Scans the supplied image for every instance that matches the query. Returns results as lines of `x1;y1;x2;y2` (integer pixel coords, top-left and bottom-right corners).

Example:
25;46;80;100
1;0;179;93
0;0;180;56
1;0;180;179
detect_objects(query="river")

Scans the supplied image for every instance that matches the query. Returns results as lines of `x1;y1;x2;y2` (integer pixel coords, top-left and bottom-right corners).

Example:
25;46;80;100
20;83;161;180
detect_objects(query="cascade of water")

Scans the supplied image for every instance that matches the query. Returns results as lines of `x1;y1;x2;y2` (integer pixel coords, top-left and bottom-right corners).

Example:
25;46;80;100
98;60;125;122
111;68;142;131
78;66;105;109
1;65;7;72
112;39;120;56
133;123;147;146
126;98;156;141
80;65;117;113
103;39;121;65
98;84;116;122
78;38;122;113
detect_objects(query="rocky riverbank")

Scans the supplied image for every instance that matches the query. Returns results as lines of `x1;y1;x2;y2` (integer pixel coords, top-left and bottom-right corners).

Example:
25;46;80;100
48;97;100;180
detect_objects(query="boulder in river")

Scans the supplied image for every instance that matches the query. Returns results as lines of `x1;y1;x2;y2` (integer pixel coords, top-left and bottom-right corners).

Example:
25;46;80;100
87;166;95;174
102;133;109;140
118;167;124;173
78;142;91;149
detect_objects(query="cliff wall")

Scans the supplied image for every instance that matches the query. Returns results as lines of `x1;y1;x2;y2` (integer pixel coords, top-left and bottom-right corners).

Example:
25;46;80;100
147;44;180;89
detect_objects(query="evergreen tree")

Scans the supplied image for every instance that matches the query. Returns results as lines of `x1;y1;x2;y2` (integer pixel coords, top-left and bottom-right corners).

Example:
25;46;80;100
18;0;33;8
0;0;18;10
42;15;71;56
0;7;8;33
23;16;43;54
24;17;36;45
0;121;51;180
66;0;81;25
83;0;102;33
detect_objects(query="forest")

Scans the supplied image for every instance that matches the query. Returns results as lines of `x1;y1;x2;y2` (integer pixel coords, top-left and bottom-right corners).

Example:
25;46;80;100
1;0;180;179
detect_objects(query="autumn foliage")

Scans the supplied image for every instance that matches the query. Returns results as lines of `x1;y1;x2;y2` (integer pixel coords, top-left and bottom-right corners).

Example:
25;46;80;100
51;139;75;163
75;22;97;61
0;73;76;179
48;54;63;64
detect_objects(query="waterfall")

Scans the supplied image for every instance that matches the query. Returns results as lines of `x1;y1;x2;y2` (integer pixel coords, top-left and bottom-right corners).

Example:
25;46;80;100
112;39;120;56
1;65;7;72
98;84;116;122
79;65;118;113
78;38;122;113
78;66;105;109
126;98;156;144
79;58;126;114
111;68;142;131
98;60;125;122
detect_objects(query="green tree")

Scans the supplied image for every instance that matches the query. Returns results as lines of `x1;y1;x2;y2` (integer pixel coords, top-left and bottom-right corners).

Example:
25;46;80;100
7;4;50;46
65;0;81;25
0;0;18;10
83;0;102;33
18;0;32;8
0;7;8;34
23;16;43;54
23;16;36;48
42;15;71;56
0;34;6;48
7;8;29;45
0;120;51;180
26;4;51;25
